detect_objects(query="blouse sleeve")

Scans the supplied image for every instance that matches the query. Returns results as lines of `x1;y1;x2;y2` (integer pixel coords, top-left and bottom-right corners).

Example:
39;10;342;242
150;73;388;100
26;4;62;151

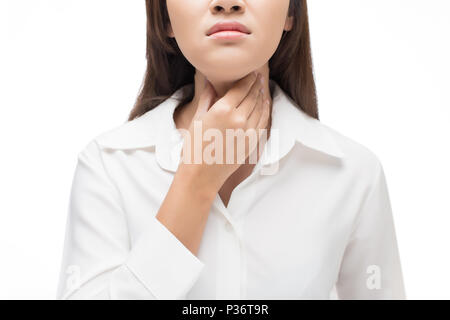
336;160;406;299
56;140;205;299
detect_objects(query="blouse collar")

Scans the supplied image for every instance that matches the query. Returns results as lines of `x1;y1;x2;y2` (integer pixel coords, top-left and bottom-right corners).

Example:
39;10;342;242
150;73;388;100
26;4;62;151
96;80;345;172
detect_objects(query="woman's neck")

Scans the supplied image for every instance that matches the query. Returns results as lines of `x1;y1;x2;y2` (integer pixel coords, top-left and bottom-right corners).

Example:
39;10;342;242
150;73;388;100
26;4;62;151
174;74;274;134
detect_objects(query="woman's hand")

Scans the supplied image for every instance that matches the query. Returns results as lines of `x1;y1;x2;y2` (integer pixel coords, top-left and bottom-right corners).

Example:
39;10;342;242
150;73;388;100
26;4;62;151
178;71;271;193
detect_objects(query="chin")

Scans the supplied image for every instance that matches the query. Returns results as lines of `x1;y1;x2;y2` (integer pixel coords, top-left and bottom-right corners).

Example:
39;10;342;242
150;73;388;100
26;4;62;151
204;69;258;83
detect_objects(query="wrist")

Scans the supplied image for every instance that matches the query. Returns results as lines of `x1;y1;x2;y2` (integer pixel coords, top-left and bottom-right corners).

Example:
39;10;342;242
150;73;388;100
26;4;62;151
175;163;221;201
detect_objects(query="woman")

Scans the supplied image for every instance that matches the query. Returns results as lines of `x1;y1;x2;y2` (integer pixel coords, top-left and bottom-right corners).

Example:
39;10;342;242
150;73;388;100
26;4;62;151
57;0;406;299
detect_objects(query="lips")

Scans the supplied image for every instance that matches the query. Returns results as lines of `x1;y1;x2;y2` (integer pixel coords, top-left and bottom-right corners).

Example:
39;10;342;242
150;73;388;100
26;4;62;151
206;21;251;36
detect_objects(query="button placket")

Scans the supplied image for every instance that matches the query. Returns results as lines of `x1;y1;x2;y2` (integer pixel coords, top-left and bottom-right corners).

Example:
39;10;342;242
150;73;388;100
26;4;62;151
226;219;247;300
212;163;263;300
215;218;242;299
238;220;247;299
212;172;260;300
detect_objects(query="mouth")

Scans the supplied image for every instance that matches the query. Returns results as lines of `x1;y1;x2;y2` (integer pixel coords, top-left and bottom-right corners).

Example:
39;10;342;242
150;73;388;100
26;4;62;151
206;21;251;37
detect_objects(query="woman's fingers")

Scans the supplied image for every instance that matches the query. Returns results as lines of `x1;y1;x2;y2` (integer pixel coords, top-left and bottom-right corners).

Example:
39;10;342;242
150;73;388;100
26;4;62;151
256;99;271;135
213;72;258;112
246;87;264;130
236;73;263;119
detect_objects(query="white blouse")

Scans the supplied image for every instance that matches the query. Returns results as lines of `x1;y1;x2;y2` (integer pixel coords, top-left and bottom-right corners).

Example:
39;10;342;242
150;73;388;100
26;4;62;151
57;80;406;300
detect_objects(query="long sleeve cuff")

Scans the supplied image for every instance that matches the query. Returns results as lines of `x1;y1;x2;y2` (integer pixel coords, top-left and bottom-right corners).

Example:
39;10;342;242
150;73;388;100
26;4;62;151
125;217;205;299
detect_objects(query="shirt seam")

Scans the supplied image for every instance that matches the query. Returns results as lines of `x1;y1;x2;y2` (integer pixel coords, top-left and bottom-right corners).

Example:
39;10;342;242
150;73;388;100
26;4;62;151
92;139;132;249
348;159;383;243
333;159;383;289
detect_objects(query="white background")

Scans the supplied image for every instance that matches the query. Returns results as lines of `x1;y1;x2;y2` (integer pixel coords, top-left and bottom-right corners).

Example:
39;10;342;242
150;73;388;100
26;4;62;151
1;0;449;299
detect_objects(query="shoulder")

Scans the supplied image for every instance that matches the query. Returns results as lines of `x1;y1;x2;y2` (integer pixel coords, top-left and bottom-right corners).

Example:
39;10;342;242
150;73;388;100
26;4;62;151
81;108;163;153
90;95;182;151
320;122;384;183
76;85;191;154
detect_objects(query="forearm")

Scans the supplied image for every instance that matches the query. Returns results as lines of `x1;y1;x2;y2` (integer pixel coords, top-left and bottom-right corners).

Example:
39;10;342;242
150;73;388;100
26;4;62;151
155;163;219;257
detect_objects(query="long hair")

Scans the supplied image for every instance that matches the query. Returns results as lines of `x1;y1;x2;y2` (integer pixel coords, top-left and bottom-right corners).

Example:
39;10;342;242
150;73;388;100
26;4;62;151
128;0;318;121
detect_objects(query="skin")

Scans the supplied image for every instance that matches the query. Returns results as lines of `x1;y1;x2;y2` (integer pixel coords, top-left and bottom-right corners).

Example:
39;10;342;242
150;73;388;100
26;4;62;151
156;0;294;256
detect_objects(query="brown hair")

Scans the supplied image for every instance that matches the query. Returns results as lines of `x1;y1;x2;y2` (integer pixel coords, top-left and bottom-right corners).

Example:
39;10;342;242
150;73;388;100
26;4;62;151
128;0;318;122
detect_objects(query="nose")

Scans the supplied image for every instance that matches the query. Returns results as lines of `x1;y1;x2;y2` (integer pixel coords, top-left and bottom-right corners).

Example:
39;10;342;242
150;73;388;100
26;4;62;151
209;0;246;14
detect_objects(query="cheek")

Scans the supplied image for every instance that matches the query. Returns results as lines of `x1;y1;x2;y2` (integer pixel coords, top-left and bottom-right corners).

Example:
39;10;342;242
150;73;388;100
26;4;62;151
167;1;204;39
254;14;286;57
253;0;290;54
166;2;205;58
